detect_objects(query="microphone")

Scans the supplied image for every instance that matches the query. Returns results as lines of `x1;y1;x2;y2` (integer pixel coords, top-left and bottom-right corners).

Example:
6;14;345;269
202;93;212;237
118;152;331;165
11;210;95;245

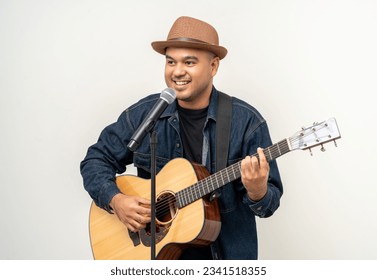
127;88;176;151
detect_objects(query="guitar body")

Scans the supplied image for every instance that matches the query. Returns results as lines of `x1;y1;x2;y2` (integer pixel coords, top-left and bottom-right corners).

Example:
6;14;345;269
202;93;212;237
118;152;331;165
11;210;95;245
89;158;221;260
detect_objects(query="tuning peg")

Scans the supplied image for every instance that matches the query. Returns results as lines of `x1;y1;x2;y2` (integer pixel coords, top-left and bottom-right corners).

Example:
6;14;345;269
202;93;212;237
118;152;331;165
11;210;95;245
309;148;313;156
334;140;338;147
321;144;326;152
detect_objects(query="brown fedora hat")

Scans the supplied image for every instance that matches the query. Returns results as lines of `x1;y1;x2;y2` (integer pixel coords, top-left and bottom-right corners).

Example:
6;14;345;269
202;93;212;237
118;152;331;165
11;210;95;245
151;16;228;60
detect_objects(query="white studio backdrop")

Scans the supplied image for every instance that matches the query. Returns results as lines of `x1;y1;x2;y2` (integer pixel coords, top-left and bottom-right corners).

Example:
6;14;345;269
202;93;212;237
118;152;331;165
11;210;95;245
1;0;376;260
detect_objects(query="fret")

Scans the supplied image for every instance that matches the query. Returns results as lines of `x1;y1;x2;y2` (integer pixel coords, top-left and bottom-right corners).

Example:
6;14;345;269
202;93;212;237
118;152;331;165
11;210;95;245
191;187;196;203
263;139;290;161
205;178;210;194
235;162;241;180
186;186;191;205
197;183;203;200
177;193;182;208
226;168;231;183
180;193;183;208
188;186;193;204
270;146;278;160
196;183;201;201
214;174;219;190
198;182;204;198
177;190;182;208
182;188;188;206
267;147;272;161
189;185;194;203
220;172;225;186
232;163;237;180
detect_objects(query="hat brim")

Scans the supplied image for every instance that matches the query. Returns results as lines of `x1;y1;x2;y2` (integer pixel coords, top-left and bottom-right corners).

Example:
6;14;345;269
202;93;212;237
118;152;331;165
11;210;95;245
151;40;228;60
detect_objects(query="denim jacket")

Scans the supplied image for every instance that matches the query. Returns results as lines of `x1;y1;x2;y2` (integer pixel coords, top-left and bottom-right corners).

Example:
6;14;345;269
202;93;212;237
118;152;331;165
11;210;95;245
80;86;283;260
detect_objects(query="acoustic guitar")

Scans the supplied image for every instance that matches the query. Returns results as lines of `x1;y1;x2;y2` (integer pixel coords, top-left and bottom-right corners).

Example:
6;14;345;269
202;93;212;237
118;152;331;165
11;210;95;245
89;118;341;259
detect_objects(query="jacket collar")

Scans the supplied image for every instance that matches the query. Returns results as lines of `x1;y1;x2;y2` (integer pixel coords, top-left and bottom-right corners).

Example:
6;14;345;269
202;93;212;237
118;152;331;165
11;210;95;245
161;86;219;122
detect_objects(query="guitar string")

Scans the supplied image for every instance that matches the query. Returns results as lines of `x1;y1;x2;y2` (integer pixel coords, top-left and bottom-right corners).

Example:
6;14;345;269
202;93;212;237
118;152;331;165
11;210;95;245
153;125;331;217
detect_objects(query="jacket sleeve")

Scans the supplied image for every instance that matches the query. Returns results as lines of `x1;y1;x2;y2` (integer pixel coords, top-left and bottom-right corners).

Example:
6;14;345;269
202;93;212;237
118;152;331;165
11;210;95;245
80;110;134;213
241;121;284;218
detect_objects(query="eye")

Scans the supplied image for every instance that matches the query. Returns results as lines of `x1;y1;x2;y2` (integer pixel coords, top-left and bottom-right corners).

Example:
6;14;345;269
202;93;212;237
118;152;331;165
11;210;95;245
185;61;195;66
166;59;175;65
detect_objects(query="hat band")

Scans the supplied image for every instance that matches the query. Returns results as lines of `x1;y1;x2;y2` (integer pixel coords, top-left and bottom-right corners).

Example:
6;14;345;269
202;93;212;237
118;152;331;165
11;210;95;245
168;37;215;46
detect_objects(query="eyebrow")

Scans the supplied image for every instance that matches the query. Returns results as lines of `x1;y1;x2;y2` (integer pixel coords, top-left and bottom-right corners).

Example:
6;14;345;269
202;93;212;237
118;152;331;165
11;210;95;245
165;55;199;61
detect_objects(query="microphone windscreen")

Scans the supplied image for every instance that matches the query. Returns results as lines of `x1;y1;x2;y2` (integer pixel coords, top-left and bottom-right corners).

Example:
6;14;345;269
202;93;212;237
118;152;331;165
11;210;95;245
160;88;176;104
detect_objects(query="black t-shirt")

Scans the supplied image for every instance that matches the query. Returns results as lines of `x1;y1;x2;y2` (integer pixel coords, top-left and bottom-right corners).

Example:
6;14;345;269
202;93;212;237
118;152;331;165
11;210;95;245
177;103;213;260
177;103;208;164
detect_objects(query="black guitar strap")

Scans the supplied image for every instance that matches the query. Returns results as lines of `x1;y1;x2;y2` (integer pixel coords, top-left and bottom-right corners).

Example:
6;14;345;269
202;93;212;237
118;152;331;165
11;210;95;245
210;91;232;260
216;91;232;172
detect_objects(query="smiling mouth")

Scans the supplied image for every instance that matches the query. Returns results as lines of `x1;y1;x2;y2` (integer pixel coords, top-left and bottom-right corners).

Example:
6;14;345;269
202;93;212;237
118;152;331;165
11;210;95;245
174;80;190;86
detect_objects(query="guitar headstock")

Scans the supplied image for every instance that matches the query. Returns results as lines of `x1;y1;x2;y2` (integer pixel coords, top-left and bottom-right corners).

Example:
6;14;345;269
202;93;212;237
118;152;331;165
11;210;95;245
289;118;341;154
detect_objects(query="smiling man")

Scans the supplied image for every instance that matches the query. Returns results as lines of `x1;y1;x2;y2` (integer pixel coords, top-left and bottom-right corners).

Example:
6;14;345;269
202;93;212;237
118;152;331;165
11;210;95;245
80;16;283;260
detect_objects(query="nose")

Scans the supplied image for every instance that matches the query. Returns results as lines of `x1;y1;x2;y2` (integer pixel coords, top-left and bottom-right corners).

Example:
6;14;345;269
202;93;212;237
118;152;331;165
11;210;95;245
172;63;186;77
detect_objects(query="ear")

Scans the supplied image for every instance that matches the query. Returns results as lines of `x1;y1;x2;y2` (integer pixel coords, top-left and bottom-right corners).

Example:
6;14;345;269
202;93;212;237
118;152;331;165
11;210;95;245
211;56;220;77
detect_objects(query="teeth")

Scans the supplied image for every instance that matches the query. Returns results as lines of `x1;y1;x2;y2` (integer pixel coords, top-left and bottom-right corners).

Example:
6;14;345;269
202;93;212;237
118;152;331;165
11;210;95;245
175;81;188;85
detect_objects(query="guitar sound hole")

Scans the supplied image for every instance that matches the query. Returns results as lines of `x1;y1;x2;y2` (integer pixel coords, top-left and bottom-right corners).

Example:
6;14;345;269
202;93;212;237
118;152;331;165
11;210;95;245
139;191;177;247
156;191;177;224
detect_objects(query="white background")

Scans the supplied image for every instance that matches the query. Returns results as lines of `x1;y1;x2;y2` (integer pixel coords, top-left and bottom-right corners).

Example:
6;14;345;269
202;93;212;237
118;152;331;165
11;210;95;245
1;0;376;260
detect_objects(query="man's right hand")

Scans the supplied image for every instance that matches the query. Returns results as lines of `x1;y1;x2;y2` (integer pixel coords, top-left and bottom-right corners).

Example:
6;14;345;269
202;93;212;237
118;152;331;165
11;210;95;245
110;193;151;232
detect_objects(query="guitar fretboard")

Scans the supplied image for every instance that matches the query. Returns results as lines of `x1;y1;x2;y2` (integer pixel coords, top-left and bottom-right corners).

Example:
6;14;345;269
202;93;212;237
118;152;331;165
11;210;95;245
176;138;290;208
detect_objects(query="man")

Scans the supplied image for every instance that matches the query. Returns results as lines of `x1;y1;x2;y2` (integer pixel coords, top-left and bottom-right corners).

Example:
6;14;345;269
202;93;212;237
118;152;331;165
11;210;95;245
80;16;283;260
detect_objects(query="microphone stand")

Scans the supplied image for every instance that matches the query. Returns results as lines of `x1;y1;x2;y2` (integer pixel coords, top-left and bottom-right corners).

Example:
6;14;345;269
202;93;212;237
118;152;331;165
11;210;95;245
126;88;176;260
150;130;157;260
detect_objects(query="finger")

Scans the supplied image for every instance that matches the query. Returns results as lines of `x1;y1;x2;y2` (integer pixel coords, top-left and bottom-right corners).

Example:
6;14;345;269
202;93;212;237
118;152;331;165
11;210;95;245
257;148;266;168
136;214;151;224
251;155;260;168
139;212;151;218
250;154;260;173
137;206;151;216
130;219;143;231
137;197;151;206
123;218;138;232
257;147;266;162
132;218;149;231
257;147;270;173
241;156;251;175
129;222;140;232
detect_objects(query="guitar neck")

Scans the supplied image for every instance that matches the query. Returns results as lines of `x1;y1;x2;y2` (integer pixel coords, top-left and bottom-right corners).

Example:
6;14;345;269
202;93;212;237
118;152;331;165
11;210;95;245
176;138;291;208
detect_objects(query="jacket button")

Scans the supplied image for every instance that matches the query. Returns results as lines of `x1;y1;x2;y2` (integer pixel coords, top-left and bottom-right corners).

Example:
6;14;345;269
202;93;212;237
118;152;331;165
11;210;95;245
176;143;180;148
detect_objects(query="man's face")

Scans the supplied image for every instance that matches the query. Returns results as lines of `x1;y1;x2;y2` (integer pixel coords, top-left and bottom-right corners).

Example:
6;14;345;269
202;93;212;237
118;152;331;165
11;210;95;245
164;47;219;109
